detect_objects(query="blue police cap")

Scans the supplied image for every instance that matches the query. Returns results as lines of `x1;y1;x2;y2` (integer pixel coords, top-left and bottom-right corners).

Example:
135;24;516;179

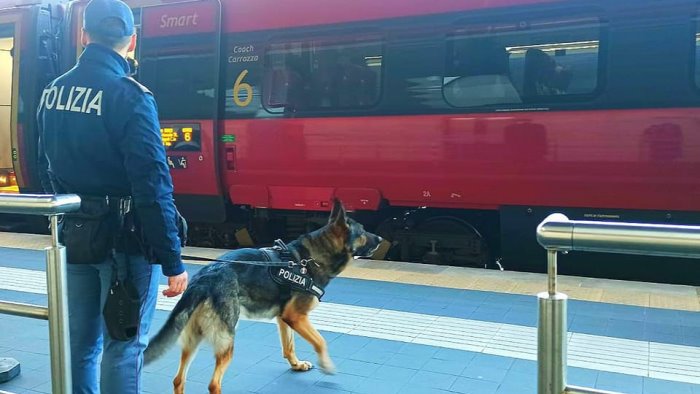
83;0;135;38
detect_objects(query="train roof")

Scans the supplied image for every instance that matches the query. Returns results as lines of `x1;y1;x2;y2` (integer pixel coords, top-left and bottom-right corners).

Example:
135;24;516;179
219;0;562;32
124;0;564;33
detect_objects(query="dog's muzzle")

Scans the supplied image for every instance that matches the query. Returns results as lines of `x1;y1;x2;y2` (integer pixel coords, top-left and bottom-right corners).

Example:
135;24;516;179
356;235;383;257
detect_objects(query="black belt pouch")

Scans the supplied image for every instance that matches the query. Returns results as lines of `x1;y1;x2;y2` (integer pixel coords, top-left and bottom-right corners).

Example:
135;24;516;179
104;277;141;341
60;196;119;264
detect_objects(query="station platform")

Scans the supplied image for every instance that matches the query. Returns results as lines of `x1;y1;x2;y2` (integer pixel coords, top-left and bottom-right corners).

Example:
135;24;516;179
0;232;698;394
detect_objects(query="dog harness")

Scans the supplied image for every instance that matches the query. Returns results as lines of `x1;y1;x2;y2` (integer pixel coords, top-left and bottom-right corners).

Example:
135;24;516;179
262;240;325;299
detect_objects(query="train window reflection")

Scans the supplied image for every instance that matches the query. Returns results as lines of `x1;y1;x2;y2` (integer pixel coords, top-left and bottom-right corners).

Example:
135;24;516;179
444;16;601;107
263;38;382;114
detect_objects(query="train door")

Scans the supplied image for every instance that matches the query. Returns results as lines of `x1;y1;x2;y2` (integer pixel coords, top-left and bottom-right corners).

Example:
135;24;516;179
136;0;226;223
0;16;19;192
0;1;61;196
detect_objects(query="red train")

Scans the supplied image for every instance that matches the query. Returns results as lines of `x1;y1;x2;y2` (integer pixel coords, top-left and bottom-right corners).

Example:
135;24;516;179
2;0;700;285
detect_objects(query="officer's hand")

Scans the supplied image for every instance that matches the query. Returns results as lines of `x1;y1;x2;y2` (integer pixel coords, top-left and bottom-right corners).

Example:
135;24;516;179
163;271;188;297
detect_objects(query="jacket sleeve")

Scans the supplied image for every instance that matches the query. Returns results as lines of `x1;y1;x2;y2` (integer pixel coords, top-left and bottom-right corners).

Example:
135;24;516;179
37;136;54;194
119;92;184;277
36;100;54;194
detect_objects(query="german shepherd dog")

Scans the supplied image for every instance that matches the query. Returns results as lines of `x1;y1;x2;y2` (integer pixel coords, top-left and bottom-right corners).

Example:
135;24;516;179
143;199;382;394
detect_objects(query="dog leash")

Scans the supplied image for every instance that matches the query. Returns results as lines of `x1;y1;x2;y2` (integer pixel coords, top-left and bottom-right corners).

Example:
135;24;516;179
180;254;294;267
180;240;326;299
180;239;314;268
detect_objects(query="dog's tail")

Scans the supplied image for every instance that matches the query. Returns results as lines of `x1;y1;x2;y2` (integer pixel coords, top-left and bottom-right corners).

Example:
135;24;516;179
144;289;202;365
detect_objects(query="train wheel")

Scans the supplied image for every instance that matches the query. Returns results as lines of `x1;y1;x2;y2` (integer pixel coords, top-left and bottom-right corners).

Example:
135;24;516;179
404;216;492;268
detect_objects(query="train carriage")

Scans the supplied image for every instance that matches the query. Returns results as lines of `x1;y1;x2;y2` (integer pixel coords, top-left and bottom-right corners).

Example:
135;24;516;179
3;0;700;284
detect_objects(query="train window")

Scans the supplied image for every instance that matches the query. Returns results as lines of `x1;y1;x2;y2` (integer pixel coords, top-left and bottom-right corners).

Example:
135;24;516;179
262;38;382;113
139;37;217;120
444;16;601;107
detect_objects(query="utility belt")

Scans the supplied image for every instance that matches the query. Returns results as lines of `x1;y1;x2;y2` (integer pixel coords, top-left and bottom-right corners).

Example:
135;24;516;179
59;195;136;264
60;194;189;264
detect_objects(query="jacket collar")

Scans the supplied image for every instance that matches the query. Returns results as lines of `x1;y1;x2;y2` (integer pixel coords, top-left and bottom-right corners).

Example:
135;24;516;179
78;43;130;76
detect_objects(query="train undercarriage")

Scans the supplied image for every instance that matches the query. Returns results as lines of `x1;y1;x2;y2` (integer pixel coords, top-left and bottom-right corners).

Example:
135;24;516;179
187;205;502;270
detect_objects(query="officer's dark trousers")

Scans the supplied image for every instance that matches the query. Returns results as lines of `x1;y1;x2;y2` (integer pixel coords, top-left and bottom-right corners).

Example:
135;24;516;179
67;253;161;394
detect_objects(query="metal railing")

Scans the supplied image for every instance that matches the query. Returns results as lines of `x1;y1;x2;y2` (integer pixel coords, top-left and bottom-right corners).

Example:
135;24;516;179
535;213;700;394
0;193;80;394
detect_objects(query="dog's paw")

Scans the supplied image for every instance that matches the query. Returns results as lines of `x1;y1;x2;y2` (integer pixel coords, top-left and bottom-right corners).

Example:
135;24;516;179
319;358;336;375
291;360;314;372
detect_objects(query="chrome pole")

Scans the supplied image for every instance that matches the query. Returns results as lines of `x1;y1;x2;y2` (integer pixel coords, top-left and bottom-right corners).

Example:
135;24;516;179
45;214;71;394
535;213;690;394
537;213;700;258
547;249;557;295
0;193;79;391
0;301;48;320
538;249;567;394
0;193;80;216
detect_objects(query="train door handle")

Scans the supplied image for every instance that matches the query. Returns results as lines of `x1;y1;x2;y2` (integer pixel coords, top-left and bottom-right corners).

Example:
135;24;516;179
225;147;236;171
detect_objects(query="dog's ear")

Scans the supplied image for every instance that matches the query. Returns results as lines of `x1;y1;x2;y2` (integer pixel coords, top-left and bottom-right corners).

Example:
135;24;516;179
329;198;347;228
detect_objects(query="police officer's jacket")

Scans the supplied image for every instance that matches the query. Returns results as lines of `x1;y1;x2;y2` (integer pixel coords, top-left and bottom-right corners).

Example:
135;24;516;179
36;43;184;276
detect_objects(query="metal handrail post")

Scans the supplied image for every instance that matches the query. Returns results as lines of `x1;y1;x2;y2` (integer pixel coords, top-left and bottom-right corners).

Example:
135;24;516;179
532;212;700;394
536;213;700;258
537;249;567;394
45;214;71;394
0;193;79;394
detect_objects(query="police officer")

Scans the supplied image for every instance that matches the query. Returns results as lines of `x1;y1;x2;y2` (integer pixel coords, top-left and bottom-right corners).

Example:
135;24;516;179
36;0;188;392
